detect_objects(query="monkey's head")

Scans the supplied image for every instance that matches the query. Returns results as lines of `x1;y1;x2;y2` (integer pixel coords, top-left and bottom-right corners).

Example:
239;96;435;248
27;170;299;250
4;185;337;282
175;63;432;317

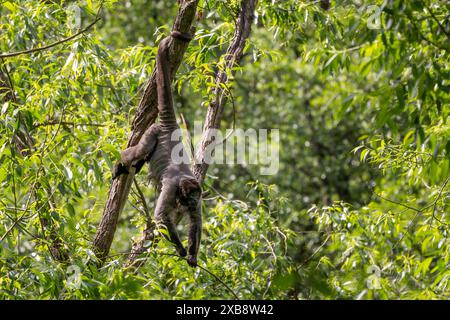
178;178;201;209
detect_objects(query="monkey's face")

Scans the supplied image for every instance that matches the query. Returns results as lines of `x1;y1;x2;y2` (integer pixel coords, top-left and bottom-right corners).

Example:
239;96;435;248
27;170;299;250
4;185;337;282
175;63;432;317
178;179;201;209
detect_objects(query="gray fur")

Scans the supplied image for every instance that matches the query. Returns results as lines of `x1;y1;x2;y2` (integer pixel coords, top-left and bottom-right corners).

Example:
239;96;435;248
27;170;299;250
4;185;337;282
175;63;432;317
117;32;202;267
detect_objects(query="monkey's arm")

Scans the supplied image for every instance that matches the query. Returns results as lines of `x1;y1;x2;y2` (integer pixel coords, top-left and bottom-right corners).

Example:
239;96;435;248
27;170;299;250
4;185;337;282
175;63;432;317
112;125;160;179
154;182;187;257
186;198;202;267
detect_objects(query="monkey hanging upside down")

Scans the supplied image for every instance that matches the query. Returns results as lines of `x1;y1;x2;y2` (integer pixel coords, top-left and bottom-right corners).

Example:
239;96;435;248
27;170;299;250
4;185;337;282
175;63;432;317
113;31;202;267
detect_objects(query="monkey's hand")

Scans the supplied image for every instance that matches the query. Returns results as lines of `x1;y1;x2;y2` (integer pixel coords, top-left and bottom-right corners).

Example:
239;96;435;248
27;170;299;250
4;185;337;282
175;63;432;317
112;161;129;179
187;255;197;267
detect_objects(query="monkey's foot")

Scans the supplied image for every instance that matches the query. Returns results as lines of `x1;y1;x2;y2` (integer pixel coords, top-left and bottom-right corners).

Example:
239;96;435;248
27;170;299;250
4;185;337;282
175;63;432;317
112;161;129;179
187;255;197;267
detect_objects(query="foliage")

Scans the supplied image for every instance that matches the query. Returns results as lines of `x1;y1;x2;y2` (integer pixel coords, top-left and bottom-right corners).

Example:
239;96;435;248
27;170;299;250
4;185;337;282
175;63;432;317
0;0;449;299
0;191;293;299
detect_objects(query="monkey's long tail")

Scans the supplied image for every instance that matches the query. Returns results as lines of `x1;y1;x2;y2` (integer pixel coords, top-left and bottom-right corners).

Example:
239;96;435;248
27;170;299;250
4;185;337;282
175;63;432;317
155;31;192;130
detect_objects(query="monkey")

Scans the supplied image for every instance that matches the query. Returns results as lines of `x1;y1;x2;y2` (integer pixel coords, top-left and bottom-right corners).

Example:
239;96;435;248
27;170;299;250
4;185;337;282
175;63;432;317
112;30;202;267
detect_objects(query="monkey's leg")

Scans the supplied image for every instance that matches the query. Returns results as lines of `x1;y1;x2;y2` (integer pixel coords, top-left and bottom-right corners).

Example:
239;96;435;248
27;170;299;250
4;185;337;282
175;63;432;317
186;199;202;267
133;159;146;175
154;183;186;257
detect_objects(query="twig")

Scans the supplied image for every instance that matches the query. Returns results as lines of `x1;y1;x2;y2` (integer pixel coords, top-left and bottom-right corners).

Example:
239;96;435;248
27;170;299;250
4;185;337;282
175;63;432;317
197;263;240;300
2;210;39;240
0;58;16;102
133;178;150;217
298;235;331;269
373;192;421;213
430;175;450;226
374;176;450;227
0;18;101;58
392;209;421;250
33;121;106;128
0;210;30;242
404;10;448;51
160;252;240;300
426;5;450;39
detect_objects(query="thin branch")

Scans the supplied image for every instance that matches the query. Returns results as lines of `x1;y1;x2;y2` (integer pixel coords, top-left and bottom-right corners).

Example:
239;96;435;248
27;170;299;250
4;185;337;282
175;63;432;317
426;5;450;39
0;58;16;102
1;209;39;240
133;178;151;217
197;262;240;300
392;209;421;250
430;175;450;226
298;235;331;269
373;192;421;213
0;18;101;59
33;121;106;128
404;10;449;51
374;174;450;229
0;209;31;242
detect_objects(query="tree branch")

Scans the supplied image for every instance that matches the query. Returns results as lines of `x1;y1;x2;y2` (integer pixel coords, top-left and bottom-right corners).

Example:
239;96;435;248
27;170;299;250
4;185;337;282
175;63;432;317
192;0;258;184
